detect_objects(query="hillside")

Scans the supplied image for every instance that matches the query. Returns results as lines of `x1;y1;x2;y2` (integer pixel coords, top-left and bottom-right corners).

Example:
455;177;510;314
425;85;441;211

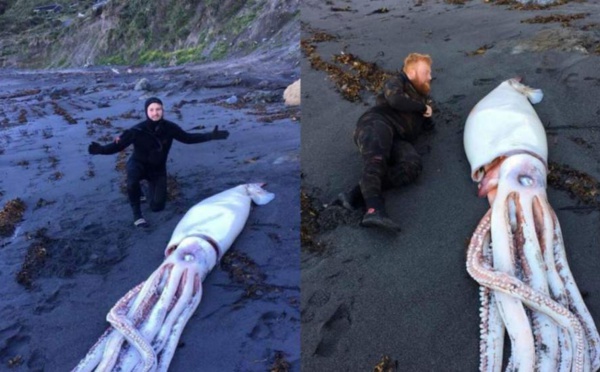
0;0;299;68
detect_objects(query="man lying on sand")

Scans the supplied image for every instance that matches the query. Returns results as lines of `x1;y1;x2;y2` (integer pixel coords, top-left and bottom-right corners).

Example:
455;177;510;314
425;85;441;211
335;53;434;232
88;97;230;227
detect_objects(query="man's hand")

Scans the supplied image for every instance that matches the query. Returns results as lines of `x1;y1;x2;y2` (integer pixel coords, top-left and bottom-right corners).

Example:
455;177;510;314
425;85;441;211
423;105;433;118
88;141;102;155
211;125;230;140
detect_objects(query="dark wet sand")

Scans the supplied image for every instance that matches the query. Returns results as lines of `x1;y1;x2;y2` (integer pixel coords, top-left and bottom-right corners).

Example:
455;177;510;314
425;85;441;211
301;0;600;370
0;59;300;371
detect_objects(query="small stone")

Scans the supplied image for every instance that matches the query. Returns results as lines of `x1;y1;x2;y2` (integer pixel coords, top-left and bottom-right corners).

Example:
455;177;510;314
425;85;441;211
134;78;151;91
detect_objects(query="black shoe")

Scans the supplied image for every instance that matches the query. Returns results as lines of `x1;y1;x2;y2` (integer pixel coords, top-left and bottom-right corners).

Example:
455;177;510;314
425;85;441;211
361;209;401;232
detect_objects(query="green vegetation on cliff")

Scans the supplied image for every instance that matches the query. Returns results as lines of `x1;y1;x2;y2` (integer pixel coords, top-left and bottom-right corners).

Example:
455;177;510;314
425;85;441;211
0;0;299;68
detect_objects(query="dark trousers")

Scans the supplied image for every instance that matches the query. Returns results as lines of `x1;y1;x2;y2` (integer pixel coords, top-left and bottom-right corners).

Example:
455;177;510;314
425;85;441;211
126;159;167;218
354;119;422;206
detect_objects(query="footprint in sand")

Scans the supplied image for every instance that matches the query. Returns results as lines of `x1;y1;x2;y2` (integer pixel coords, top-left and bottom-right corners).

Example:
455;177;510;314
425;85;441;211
308;289;330;307
249;311;284;341
314;303;351;357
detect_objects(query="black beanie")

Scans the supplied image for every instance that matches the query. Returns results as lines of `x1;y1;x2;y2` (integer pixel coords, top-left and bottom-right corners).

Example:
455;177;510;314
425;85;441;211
144;97;163;120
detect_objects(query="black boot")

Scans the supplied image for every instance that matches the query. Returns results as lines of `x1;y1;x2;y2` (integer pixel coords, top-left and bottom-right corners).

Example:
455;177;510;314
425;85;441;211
360;197;401;232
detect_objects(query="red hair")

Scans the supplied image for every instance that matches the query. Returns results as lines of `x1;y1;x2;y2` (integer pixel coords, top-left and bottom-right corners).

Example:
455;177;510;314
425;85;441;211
402;53;432;74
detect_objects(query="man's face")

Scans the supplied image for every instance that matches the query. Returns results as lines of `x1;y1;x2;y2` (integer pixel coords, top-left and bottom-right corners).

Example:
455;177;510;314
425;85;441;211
408;61;432;95
147;103;163;121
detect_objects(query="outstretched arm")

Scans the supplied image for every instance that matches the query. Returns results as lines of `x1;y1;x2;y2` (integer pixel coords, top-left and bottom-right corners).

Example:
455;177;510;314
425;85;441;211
171;124;229;144
383;77;427;114
88;130;134;155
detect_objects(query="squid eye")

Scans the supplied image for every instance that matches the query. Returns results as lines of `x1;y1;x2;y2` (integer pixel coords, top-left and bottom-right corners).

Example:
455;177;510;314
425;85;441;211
183;253;195;262
518;175;534;186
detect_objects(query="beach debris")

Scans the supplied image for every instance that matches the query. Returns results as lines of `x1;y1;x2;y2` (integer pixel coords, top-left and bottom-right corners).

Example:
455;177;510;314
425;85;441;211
90;117;112;128
256;108;301;123
134;78;151;91
221;249;275;301
300;190;327;254
0;198;26;237
96;99;110;108
16;228;51;289
49;171;63;181
466;44;494;56
330;6;354;12
34;198;56;210
368;7;390;15
522;13;589;27
283;79;301;106
373;355;397;372
548;161;600;209
243;156;260;164
512;28;596;54
166;173;180;201
51;102;77;124
225;95;239;104
491;0;572;10
444;0;469;4
464;78;600;371
18;109;27;124
0;89;41;100
270;351;291;372
73;184;275;371
7;355;23;367
302;29;393;102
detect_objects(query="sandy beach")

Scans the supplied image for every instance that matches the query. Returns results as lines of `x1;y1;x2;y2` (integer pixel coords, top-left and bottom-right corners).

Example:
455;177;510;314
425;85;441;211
300;0;600;370
0;58;300;371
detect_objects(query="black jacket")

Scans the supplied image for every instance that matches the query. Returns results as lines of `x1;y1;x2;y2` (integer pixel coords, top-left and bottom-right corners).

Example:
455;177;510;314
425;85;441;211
357;72;433;142
95;119;213;168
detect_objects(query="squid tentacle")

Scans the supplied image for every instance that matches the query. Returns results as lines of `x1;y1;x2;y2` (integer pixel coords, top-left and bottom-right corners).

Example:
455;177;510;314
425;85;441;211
479;231;504;372
467;211;588;371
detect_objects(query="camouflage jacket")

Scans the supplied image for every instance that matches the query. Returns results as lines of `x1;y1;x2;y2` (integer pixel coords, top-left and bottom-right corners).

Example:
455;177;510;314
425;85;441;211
356;72;433;143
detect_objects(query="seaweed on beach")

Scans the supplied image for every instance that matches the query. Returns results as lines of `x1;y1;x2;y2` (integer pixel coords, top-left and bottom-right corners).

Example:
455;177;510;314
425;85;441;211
167;174;180;201
548;161;600;209
522;13;589;27
90;117;112;128
16;228;52;289
120;109;142;120
51;102;77;124
34;198;56;210
18;109;27;124
368;7;390;14
0;198;26;237
0;89;41;100
302;29;393;102
255;108;301;123
220;250;274;300
374;355;397;372
301;190;327;254
270;351;291;372
49;171;63;181
467;44;494;56
445;0;469;4
492;0;573;10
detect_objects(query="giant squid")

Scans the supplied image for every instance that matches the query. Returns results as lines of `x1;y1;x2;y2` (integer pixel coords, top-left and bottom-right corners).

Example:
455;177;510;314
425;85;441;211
464;78;600;371
72;183;275;371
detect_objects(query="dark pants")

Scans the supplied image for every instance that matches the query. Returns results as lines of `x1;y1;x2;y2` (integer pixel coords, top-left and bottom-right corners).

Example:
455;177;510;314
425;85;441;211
354;119;422;207
126;159;167;218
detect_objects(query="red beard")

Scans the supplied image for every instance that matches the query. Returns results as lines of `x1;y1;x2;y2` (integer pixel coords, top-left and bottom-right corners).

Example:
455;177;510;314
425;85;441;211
413;79;431;95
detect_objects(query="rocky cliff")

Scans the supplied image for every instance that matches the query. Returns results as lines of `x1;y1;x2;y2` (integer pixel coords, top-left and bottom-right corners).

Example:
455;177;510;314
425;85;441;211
0;0;299;68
